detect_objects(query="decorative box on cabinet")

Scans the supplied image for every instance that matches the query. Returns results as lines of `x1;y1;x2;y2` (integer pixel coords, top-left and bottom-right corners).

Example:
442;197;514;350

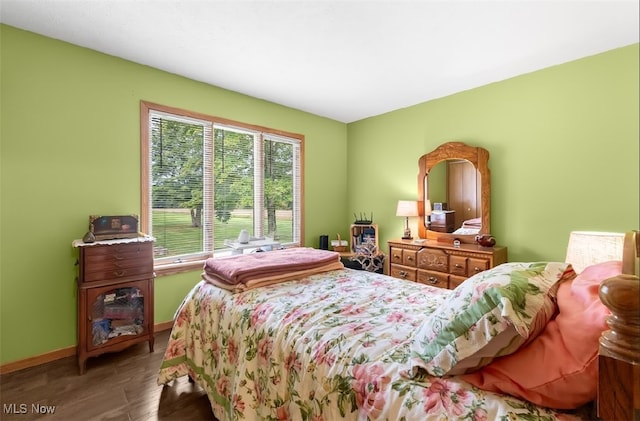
73;236;155;374
388;239;507;289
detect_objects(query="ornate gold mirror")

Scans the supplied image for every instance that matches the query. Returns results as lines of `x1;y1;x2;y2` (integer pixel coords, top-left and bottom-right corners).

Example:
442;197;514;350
417;142;491;243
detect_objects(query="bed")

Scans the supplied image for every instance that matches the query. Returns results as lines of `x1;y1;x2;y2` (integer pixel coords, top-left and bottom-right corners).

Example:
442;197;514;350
452;217;482;236
157;231;639;420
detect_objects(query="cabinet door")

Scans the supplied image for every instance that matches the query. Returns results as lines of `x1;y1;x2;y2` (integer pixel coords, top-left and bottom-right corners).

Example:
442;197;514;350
85;279;150;351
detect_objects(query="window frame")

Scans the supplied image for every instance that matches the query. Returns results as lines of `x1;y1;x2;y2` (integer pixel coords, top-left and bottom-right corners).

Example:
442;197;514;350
140;101;305;276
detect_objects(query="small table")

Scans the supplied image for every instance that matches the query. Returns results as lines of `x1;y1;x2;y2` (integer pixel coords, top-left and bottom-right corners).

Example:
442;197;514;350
224;238;281;255
430;210;456;233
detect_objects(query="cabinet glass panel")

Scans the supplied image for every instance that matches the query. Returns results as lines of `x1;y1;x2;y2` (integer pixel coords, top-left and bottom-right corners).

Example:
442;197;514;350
350;224;378;254
91;287;144;346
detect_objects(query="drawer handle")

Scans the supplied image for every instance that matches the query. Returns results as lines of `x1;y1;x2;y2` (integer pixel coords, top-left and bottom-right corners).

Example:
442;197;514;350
399;270;408;279
113;270;126;277
473;267;482;273
406;255;414;261
428;277;438;284
113;254;126;260
454;263;463;269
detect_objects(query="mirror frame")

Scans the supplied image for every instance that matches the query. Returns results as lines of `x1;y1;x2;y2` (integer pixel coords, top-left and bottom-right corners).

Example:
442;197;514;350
417;141;491;243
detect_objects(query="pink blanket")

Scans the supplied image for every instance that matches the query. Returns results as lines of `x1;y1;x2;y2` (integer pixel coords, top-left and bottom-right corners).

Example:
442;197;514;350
204;247;342;285
202;260;345;293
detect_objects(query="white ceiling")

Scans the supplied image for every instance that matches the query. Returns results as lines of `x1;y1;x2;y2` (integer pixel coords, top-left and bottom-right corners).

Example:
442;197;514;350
1;1;638;123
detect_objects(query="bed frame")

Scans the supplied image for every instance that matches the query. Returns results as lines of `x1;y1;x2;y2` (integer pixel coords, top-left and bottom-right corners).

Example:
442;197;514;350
597;230;639;420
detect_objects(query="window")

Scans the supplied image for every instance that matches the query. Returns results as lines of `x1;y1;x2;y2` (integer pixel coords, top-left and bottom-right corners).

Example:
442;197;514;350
141;102;304;274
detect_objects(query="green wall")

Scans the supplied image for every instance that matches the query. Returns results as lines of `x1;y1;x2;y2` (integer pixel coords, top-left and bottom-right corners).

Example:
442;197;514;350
348;43;639;263
1;24;638;366
0;25;348;364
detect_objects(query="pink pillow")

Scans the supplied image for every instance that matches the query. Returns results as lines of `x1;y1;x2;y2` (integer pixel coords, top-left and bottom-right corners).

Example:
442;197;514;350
461;260;621;409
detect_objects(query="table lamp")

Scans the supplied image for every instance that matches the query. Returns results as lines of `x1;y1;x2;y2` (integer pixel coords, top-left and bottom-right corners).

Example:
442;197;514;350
396;200;419;240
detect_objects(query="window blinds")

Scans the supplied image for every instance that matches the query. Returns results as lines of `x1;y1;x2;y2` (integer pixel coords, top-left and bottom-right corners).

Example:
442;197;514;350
143;102;303;265
149;112;213;263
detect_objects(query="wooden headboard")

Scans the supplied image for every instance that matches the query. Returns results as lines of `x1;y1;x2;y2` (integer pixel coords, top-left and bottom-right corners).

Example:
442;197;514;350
597;230;639;421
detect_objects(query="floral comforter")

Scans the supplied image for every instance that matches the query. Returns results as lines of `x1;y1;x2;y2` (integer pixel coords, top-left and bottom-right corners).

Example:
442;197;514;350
157;268;577;421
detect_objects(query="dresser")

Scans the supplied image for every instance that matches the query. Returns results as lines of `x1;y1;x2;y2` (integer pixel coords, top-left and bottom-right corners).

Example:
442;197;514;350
388;239;507;289
73;236;155;374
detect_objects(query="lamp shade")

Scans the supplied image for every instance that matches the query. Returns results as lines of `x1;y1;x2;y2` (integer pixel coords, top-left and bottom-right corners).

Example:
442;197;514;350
424;199;432;216
565;231;625;273
396;200;419;217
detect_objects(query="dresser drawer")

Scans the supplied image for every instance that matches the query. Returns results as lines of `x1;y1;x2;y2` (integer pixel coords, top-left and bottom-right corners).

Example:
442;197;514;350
390;247;418;268
82;265;153;283
84;249;153;270
430;211;455;225
449;255;467;277
83;242;150;257
402;249;418;267
429;225;453;233
417;248;448;273
417;270;449;289
390;265;417;282
449;274;466;289
80;243;153;283
389;247;404;265
467;257;490;277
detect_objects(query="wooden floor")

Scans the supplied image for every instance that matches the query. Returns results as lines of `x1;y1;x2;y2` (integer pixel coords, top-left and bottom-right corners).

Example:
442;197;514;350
0;330;217;421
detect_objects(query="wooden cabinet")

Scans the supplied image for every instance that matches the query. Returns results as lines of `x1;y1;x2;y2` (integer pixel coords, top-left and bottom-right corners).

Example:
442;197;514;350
73;237;155;374
388;239;507;289
344;224;379;255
